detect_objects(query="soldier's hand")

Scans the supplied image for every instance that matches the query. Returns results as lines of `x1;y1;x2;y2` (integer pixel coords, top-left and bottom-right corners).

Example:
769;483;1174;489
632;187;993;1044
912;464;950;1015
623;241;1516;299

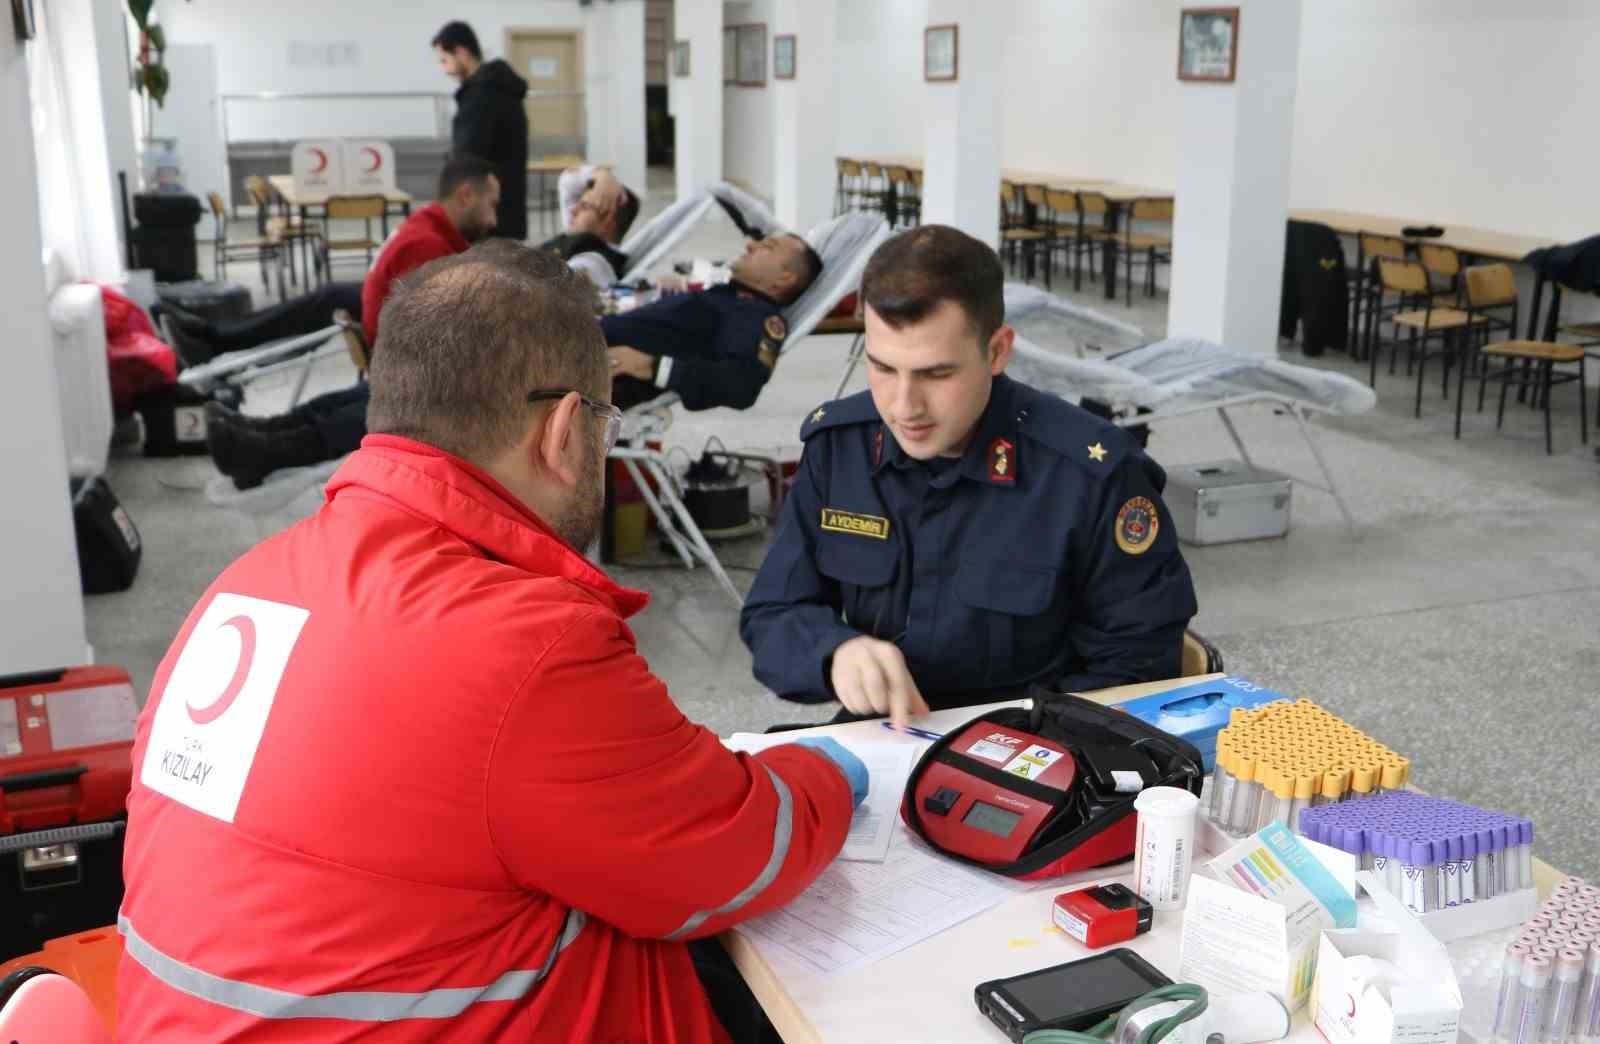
830;636;930;730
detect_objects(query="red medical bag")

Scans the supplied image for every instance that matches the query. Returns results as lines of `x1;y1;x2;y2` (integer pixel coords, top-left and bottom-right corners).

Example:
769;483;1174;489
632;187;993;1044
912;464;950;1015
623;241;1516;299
0;666;138;961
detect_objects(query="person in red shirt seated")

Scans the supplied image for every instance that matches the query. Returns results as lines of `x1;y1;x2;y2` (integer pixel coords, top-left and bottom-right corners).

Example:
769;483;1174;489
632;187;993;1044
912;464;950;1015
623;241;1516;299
203;153;499;488
116;241;865;1043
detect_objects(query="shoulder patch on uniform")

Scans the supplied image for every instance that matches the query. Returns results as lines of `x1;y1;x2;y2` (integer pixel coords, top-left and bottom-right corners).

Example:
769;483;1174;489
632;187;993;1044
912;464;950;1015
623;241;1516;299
1114;496;1159;555
758;340;779;372
765;314;788;341
1012;383;1130;475
799;389;880;441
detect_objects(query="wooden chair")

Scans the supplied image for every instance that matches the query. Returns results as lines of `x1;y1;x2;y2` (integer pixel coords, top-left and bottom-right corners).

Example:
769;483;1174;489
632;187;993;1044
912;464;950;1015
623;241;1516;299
1181;630;1224;678
1041;188;1080;291
1469;334;1587;455
207;190;283;299
1073;191;1114;292
1371;257;1486;417
332;308;371;374
1351;233;1409;360
858;162;892;221
1119;198;1174;307
246;175;317;287
1418;243;1464;309
317;195;387;276
886;165;921;228
835;158;866;215
999;182;1046;279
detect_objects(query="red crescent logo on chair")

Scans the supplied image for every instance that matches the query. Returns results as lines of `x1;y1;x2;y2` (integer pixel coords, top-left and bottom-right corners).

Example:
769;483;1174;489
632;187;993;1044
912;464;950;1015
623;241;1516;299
310;147;328;174
363;147;382;173
186;615;256;724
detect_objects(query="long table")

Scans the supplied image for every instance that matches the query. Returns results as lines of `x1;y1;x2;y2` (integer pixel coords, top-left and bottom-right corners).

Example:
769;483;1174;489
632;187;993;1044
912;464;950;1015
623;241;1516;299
843;154;1174;300
265;175;413;285
724;675;1562;1044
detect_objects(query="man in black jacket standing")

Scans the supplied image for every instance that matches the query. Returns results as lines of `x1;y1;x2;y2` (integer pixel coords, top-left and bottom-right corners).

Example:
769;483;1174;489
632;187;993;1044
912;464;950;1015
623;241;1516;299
434;21;529;240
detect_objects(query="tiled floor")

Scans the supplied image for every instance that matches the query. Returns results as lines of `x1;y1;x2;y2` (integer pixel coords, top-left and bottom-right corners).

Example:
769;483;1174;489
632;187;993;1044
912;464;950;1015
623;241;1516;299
92;172;1600;877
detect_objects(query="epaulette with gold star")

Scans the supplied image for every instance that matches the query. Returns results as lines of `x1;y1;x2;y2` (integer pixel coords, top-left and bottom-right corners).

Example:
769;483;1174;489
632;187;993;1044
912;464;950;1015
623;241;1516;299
1009;381;1131;477
799;389;880;442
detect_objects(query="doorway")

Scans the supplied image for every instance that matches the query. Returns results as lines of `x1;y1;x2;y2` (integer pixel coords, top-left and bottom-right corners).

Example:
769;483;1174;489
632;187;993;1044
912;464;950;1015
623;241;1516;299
505;30;585;159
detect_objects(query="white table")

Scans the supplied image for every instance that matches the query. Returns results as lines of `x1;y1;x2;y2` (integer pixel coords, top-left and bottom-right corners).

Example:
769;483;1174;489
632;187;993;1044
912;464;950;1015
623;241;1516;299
723;676;1562;1043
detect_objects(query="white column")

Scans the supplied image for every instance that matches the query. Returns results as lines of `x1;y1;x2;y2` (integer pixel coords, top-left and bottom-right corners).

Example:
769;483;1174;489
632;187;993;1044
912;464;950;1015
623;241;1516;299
671;0;723;199
0;14;91;675
1167;0;1303;356
47;0;124;283
90;0;137;269
919;1;1000;248
608;0;648;199
771;0;835;234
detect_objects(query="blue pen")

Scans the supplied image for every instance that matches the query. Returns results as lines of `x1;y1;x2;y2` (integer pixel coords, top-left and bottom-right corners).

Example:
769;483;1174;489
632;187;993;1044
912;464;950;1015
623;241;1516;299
880;721;943;742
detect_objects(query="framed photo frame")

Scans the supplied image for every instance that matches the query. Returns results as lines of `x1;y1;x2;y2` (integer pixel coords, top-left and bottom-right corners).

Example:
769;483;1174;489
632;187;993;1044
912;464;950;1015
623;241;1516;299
12;0;37;42
924;23;958;82
722;26;737;84
734;22;766;87
1177;7;1240;83
774;33;795;80
672;39;690;78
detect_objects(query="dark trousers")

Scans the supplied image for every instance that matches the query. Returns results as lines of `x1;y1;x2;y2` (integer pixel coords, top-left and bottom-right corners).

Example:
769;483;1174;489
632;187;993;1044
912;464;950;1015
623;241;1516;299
210;282;363;352
688;939;783;1044
612;375;664;411
293;382;369;457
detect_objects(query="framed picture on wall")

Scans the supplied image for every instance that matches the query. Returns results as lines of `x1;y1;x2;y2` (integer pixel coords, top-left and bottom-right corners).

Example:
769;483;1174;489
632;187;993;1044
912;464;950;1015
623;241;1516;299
673;39;690;78
774;33;795;80
722;26;737;84
1178;7;1240;83
735;23;767;86
924;24;958;82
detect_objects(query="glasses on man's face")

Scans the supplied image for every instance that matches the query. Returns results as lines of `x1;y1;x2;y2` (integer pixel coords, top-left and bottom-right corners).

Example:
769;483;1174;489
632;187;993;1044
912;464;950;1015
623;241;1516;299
527;390;623;453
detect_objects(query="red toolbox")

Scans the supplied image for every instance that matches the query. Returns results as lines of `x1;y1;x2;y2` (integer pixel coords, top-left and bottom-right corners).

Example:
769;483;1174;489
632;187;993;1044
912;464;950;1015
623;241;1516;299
1;666;138;962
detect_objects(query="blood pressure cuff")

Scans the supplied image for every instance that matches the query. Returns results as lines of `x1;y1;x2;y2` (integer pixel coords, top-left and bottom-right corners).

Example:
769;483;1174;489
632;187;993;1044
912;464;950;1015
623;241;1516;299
900;692;1203;881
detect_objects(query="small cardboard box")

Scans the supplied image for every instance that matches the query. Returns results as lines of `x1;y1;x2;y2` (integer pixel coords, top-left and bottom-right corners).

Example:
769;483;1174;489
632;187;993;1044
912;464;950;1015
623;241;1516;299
1179;824;1356;1013
1314;871;1462;1044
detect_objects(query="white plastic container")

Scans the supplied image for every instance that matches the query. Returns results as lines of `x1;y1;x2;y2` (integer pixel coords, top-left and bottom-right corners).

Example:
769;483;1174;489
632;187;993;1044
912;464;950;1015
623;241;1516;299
1133;786;1200;911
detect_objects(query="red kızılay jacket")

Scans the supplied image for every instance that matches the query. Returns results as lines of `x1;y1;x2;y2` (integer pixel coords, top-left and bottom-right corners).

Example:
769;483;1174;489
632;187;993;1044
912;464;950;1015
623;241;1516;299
117;435;853;1042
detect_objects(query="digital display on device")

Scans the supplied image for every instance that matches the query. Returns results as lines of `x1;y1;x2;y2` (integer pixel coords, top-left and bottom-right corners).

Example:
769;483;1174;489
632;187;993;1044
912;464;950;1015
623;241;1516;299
962;801;1022;838
976;950;1172;1041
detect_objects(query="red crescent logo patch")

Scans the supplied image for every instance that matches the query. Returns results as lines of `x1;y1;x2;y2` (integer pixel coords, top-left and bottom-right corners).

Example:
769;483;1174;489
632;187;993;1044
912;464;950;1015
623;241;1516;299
363;146;381;173
310;147;328;174
186;615;256;724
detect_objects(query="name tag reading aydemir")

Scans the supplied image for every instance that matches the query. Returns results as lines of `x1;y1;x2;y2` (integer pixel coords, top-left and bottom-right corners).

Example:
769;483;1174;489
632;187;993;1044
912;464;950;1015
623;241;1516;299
820;508;890;540
141;593;310;824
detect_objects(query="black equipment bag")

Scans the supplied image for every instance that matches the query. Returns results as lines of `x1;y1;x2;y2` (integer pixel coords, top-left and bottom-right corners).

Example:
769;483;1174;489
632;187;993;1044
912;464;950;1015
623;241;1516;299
69;477;142;594
137;382;229;458
0;822;127;962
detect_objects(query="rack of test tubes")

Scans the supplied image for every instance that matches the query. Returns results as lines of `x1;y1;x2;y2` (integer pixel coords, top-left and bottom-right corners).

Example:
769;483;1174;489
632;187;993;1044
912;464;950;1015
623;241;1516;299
1205;698;1410;839
1489;875;1600;1044
1297;790;1535;915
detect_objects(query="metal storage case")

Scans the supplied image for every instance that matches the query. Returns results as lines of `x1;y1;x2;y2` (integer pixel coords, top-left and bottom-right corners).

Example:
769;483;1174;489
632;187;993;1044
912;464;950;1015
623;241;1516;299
1164;460;1292;545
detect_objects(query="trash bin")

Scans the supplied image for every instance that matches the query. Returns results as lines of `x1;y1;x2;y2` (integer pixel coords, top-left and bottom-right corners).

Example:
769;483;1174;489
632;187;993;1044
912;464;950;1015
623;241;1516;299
130;192;202;282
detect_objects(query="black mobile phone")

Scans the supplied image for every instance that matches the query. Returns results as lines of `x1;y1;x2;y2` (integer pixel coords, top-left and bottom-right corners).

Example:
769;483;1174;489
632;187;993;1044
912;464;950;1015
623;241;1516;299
974;948;1172;1042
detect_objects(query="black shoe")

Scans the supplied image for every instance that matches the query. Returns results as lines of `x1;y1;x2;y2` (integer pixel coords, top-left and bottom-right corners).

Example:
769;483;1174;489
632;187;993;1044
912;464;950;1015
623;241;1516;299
205;403;326;490
162;310;220;367
208;400;307;434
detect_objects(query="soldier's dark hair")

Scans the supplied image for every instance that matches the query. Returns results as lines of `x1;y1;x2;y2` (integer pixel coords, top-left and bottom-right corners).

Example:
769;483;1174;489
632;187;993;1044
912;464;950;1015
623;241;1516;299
367;241;607;462
861;225;1005;348
431;21;482;60
781;234;824;304
616;188;641;240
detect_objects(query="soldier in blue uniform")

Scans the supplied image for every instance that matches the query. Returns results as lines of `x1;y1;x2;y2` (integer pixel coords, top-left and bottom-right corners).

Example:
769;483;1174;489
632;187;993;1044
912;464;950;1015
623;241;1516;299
739;225;1197;727
602;233;823;411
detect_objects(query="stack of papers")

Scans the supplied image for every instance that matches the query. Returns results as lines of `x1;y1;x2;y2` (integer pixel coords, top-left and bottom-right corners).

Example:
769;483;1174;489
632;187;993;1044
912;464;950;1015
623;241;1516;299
725;732;1030;975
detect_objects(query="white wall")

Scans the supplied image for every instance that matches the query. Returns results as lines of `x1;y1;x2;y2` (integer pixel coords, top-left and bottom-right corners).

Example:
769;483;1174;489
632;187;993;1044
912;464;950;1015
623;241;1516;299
834;0;926;159
722;0;773;198
161;0;603;143
1;16;91;675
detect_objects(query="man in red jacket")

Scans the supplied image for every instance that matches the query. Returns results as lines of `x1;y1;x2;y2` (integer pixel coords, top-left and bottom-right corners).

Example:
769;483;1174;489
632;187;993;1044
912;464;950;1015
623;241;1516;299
203;153;500;489
118;241;865;1043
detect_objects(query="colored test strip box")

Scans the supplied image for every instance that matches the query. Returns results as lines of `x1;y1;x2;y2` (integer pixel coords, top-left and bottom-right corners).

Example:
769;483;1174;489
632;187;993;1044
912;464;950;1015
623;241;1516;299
1115;675;1291;771
1179;824;1356;1014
